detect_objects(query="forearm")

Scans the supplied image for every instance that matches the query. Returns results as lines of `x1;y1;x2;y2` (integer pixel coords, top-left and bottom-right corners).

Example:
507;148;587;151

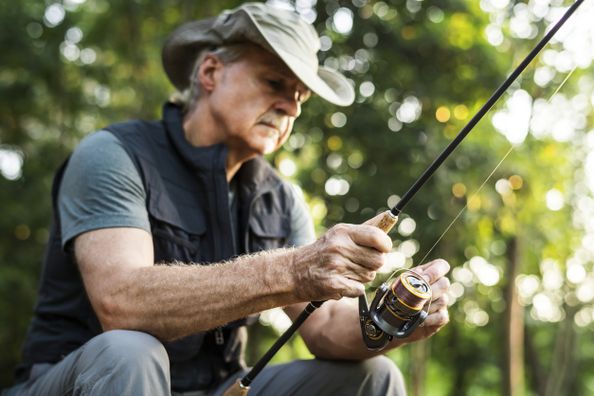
96;249;300;341
77;220;398;343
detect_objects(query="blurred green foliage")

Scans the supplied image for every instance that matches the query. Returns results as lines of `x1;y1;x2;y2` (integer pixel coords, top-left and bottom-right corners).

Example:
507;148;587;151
1;0;593;395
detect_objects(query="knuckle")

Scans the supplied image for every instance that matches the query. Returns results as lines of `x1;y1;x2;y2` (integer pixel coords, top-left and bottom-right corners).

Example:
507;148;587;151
326;278;343;294
325;243;344;256
368;229;391;249
360;271;376;283
372;255;385;270
324;257;342;272
331;223;349;234
317;233;330;245
378;232;393;249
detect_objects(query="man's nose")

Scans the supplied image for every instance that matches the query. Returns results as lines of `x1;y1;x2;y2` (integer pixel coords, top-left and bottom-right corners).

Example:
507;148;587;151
274;91;302;118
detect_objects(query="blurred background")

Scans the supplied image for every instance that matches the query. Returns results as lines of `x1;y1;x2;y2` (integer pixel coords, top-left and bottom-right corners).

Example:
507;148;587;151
1;0;593;394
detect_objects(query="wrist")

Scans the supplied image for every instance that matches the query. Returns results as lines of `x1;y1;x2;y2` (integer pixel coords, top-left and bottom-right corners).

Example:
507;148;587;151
255;247;301;306
286;244;314;302
285;247;303;303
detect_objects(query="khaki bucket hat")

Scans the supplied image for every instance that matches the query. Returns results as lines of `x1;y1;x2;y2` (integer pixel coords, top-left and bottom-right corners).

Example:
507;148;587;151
162;2;355;106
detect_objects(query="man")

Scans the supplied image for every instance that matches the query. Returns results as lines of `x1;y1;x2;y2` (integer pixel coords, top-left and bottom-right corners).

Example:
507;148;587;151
6;3;450;395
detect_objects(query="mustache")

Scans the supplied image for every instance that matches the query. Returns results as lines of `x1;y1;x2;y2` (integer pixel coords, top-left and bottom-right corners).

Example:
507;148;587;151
258;112;287;131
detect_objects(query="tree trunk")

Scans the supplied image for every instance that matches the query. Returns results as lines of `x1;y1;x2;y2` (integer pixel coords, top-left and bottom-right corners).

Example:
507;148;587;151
544;305;578;396
503;237;525;396
410;340;428;396
524;326;547;395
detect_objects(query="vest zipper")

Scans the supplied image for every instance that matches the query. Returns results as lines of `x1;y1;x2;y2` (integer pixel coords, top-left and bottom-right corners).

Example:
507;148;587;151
214;327;225;345
243;189;269;253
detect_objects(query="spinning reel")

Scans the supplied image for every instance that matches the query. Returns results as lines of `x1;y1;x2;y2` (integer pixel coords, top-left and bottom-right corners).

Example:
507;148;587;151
359;270;432;350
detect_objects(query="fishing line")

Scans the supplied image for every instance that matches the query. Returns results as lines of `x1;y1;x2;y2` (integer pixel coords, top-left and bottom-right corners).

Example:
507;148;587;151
409;65;579;272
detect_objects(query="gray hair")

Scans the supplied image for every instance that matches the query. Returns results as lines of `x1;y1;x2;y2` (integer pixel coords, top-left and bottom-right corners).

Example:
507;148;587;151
169;44;251;112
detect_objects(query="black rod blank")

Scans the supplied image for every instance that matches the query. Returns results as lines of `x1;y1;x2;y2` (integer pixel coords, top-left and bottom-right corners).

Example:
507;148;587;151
240;301;324;387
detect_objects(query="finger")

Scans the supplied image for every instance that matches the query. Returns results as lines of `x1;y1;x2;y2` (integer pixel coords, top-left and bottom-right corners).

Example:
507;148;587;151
348;224;393;253
336;248;381;279
329;227;388;271
429;277;451;300
344;269;377;284
333;277;366;299
346;245;387;272
422;308;450;328
416;259;450;284
428;295;449;314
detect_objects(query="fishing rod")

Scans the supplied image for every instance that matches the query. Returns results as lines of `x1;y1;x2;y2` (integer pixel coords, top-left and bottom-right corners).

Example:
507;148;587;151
223;1;584;394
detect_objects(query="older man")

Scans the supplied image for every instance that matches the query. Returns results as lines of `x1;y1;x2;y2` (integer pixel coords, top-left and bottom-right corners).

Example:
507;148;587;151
6;3;450;396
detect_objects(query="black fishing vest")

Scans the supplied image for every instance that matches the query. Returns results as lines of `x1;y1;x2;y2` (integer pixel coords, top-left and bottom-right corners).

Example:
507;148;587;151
16;103;294;391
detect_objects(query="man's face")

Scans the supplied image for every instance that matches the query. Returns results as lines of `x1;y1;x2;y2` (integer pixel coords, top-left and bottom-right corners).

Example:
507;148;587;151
206;45;311;160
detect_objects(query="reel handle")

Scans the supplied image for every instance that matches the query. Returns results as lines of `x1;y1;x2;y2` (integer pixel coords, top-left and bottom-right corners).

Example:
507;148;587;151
358;291;393;350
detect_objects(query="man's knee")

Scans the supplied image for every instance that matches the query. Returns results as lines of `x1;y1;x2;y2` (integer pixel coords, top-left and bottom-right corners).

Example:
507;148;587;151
360;355;401;376
345;356;406;395
72;330;170;394
83;330;169;372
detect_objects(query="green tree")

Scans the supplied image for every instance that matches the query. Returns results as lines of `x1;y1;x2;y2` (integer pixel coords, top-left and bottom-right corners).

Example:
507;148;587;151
2;1;593;394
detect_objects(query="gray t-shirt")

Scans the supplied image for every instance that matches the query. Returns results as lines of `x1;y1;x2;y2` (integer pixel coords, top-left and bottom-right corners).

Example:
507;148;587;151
58;130;315;249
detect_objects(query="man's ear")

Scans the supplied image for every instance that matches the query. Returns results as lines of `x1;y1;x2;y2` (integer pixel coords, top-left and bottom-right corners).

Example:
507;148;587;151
197;55;223;93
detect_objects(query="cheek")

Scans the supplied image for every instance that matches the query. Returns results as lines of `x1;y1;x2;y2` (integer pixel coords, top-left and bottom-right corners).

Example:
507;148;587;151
217;101;254;132
230;100;264;127
212;84;254;116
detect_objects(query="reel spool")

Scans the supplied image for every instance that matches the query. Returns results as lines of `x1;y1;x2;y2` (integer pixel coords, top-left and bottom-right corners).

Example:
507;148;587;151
359;270;432;350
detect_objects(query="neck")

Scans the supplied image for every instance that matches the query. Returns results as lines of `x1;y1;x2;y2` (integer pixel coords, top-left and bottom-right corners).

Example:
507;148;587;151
183;101;249;182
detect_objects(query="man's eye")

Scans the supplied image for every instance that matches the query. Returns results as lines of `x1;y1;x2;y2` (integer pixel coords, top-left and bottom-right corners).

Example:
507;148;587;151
267;80;282;90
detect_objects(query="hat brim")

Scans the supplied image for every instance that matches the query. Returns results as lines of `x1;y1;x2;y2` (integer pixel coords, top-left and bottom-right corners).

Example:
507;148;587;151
273;46;354;107
242;8;353;106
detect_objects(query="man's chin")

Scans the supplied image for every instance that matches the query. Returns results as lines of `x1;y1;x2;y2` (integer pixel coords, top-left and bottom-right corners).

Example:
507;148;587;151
262;142;280;155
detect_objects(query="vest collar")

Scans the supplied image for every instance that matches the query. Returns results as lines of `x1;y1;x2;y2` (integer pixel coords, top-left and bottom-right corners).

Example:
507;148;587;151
162;102;279;190
163;102;228;175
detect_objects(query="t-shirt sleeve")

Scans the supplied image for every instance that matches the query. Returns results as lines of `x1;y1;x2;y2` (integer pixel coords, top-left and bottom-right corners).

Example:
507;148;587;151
58;130;151;249
286;184;316;247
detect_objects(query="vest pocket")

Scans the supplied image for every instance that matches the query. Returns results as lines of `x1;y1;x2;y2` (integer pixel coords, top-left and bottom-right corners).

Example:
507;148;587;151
248;215;290;252
148;192;207;263
151;220;206;263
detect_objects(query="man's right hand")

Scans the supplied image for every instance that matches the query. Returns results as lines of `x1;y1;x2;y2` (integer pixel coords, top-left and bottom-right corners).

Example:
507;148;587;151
290;223;393;301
